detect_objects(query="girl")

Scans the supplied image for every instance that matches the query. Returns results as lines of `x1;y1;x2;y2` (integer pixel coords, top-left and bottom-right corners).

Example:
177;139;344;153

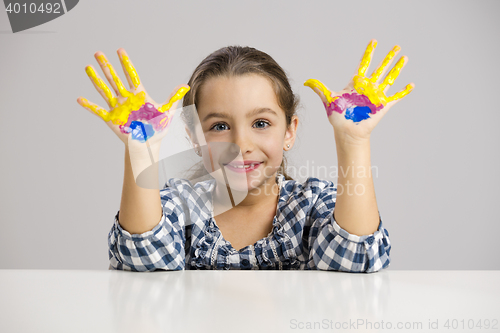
77;40;413;272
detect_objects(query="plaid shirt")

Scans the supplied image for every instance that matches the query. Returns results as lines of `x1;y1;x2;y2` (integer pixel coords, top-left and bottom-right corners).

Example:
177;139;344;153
108;173;391;273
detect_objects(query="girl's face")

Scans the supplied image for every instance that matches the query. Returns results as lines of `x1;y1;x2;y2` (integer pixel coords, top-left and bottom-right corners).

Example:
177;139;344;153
196;74;297;193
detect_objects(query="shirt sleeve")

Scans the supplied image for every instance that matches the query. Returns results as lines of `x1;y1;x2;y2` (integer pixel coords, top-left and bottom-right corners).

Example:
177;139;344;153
308;183;391;273
107;179;188;271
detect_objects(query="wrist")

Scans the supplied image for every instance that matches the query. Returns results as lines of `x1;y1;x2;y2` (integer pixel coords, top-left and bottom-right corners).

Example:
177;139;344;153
126;143;161;174
126;141;161;161
335;132;371;152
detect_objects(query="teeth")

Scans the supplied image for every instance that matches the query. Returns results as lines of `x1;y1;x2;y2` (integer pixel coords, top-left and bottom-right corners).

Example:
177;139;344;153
228;163;259;169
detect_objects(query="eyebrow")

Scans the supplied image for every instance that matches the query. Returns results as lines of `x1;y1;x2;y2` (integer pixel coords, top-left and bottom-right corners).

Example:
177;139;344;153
202;107;278;122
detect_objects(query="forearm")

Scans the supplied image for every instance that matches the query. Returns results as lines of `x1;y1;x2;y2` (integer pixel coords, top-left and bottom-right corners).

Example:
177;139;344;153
118;146;163;235
334;135;379;236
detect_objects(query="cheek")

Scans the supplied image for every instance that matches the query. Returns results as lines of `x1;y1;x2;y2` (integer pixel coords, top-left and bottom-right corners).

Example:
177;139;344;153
257;129;285;153
261;140;284;161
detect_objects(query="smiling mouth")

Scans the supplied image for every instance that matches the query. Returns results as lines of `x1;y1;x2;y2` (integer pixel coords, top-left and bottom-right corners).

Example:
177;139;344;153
224;162;261;169
222;162;263;173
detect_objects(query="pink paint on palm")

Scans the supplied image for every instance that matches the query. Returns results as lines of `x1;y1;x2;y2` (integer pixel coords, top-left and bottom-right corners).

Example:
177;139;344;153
119;102;170;134
325;92;384;117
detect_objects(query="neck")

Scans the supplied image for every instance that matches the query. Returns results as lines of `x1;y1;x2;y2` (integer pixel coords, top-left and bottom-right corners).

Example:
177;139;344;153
212;174;279;216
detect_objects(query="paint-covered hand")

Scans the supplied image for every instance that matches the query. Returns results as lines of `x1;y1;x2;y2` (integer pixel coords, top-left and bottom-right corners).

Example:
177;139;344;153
77;48;190;150
304;39;414;144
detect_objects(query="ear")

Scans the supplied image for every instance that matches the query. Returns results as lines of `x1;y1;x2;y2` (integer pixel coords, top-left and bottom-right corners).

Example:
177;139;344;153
185;126;198;147
284;115;299;150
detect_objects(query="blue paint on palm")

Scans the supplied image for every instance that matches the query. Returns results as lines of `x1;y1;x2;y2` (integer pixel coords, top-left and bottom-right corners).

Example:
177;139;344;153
345;106;372;123
130;121;155;142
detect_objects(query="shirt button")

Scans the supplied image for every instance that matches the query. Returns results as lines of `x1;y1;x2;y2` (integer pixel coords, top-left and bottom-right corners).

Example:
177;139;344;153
366;236;375;245
241;259;250;267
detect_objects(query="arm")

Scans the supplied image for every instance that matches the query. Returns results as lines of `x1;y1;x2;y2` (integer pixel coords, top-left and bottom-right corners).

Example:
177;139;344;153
108;158;188;271
334;136;379;236
305;39;414;237
305;39;413;272
77;48;189;271
77;48;188;234
119;146;163;234
307;178;391;273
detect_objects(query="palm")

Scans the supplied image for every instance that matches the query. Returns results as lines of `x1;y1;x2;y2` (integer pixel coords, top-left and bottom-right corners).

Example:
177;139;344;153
77;48;189;150
305;39;414;142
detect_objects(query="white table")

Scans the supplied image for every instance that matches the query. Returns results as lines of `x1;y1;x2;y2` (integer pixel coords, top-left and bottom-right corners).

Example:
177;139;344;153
0;270;498;333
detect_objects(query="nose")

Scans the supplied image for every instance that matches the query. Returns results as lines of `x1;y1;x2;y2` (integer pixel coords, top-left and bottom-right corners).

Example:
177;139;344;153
232;128;254;154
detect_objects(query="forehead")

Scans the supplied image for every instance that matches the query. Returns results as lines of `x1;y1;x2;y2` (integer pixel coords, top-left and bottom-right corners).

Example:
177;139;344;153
197;74;281;115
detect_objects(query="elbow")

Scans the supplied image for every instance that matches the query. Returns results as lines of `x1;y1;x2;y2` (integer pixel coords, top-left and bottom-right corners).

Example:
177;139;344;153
108;250;186;272
311;228;391;273
108;242;186;272
108;212;187;272
313;251;390;273
312;213;392;273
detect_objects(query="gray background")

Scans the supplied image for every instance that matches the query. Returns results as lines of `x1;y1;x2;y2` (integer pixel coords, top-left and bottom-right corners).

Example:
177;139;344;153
1;0;498;270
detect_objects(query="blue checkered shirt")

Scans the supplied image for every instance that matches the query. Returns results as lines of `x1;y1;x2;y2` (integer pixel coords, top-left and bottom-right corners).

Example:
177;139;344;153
108;173;391;273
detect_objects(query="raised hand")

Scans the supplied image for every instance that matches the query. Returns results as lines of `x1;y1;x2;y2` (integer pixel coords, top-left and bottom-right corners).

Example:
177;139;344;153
77;48;189;150
304;39;414;143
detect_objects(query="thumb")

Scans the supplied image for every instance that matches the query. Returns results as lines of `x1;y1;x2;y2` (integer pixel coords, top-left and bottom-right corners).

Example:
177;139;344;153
158;84;191;113
304;79;336;105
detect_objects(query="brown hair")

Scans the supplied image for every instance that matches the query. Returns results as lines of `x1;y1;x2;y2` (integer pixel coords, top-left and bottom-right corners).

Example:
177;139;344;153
181;45;299;181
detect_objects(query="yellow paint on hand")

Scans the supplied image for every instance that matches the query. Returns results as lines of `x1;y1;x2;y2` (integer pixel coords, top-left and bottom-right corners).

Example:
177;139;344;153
91;54;152;125
379;57;406;91
97;54;129;97
110;91;147;125
352;75;387;106
305;41;413;110
83;52;191;133
358;40;377;77
80;98;110;121
81;91;146;125
370;45;400;83
85;66;117;108
386;84;414;103
353;43;412;106
303;79;338;105
120;53;141;88
158;86;191;113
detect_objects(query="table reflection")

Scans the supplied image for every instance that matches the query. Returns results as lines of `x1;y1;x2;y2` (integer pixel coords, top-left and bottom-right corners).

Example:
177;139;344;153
107;270;390;332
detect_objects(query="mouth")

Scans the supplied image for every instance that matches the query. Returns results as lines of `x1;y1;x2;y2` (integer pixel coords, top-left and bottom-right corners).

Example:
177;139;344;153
223;161;262;173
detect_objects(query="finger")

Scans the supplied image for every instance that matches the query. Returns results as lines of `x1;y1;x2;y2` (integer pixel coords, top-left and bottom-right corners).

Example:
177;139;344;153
357;39;377;77
158;85;191;113
379;56;407;92
117;48;141;89
95;52;129;97
370;45;401;83
303;79;337;105
387;82;415;103
77;97;111;122
85;65;117;108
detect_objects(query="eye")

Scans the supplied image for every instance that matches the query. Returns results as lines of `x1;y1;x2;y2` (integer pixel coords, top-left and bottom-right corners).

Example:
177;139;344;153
209;120;270;132
210;122;229;132
254;119;270;129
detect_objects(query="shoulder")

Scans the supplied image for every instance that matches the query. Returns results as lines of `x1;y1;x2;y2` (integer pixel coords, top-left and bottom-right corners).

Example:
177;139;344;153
281;175;336;204
160;178;215;216
277;175;337;223
161;177;215;198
